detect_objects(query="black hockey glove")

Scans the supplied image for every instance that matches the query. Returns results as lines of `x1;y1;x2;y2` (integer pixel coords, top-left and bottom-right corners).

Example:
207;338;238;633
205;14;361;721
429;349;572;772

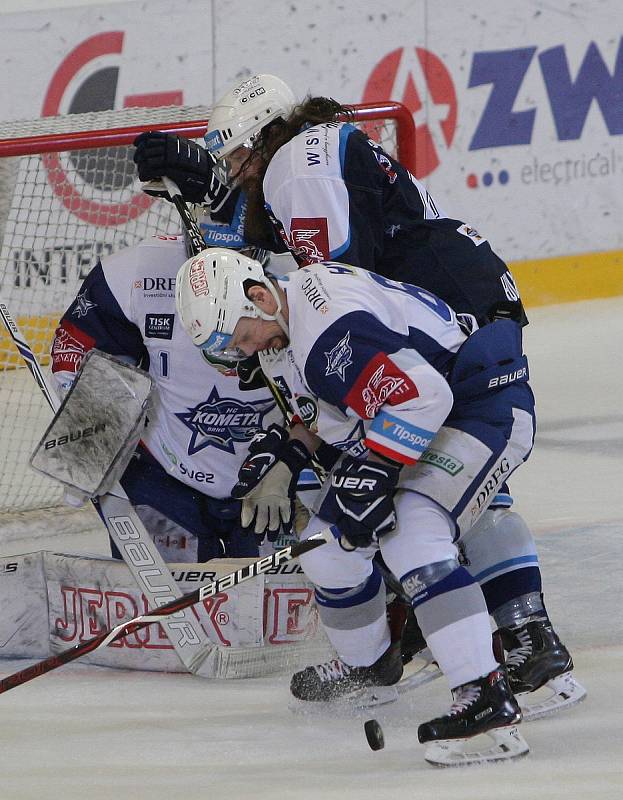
332;456;401;549
232;424;312;542
133;131;230;207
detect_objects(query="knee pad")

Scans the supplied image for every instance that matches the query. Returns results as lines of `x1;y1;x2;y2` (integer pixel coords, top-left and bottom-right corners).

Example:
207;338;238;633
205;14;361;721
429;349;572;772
380;491;457;581
315;566;383;609
298;536;373;589
461;509;543;624
460;509;538;575
315;565;387;632
399;557;460;605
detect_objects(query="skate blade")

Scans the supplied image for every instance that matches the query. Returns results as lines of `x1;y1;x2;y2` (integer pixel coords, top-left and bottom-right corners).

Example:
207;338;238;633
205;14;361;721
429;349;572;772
288;652;443;714
356;655;443;708
424;726;529;767
518;672;587;721
287;684;399;716
395;655;442;697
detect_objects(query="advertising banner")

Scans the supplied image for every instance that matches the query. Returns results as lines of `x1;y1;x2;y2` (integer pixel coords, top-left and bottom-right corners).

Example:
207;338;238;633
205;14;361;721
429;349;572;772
0;550;328;676
0;0;621;301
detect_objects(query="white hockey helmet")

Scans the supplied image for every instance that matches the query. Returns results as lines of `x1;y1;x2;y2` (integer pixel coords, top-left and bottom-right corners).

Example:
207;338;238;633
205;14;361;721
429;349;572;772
175;247;285;362
204;74;296;162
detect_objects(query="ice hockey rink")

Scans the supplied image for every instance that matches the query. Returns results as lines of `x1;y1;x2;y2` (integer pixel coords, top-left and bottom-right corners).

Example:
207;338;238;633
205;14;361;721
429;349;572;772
0;295;621;800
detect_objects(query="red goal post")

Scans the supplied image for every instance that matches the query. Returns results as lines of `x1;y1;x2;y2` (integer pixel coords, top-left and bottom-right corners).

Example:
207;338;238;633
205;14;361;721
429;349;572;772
0;101;415;514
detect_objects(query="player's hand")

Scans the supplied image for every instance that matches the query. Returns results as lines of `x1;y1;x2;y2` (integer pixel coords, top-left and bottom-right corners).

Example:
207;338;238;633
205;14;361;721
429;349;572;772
332;456;401;549
133;131;231;207
233;425;312;543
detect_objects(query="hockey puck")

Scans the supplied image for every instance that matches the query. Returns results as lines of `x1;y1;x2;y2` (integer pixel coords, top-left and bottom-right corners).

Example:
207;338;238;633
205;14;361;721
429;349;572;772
364;718;385;751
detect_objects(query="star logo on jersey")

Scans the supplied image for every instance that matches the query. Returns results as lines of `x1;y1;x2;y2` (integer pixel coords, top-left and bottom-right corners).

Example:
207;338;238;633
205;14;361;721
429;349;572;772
176;387;275;455
71;290;96;319
325;331;353;381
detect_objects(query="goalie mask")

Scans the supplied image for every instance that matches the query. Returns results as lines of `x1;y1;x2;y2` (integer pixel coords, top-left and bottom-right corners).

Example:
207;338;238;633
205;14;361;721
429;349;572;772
204;74;296;186
175;247;287;365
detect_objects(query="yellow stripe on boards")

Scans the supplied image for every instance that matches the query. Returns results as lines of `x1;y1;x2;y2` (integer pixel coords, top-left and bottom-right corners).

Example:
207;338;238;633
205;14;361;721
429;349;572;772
0;314;57;369
510;249;623;307
1;250;622;370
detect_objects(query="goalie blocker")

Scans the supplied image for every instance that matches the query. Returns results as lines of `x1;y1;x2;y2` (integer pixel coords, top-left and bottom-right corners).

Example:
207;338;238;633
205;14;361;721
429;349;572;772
30;350;154;498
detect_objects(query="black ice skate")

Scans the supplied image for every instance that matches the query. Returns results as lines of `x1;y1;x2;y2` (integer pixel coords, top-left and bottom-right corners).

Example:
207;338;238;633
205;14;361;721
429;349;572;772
418;668;521;743
499;616;586;720
290;642;403;702
417;669;528;766
500;616;573;694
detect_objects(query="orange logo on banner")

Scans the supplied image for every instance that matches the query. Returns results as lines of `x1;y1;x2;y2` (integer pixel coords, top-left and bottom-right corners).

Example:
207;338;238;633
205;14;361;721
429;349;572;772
362;47;458;178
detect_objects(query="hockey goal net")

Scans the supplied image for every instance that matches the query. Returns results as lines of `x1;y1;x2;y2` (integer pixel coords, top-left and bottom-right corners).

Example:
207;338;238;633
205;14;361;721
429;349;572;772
0;102;415;515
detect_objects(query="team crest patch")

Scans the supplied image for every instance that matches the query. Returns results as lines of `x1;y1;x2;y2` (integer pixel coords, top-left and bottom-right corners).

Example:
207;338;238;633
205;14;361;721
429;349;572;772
176;387;275;455
344;353;418;419
51;322;95;374
325;331;353;380
71;290;96;319
290;217;329;264
457;223;487;246
373;151;398;184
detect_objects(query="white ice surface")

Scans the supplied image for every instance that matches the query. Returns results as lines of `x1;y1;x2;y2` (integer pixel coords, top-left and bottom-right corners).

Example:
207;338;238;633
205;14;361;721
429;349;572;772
0;297;622;800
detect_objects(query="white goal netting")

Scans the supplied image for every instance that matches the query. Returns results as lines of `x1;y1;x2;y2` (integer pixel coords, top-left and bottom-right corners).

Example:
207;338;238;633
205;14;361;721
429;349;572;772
0;102;410;514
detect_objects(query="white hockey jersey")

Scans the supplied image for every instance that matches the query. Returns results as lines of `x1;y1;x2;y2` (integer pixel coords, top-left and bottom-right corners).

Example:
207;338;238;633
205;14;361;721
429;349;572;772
268;263;466;466
262;122;526;327
51;236;278;499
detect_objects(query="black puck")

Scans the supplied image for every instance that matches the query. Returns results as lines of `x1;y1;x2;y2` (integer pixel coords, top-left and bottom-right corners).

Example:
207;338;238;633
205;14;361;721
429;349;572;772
364;718;385;751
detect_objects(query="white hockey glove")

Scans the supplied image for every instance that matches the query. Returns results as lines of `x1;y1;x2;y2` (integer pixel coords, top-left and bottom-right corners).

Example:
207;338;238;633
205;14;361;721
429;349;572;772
232;424;312;542
133;132;231;208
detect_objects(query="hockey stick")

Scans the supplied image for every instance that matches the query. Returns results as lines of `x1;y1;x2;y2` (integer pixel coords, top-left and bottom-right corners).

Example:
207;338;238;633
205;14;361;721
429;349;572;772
161;176;206;256
0;526;335;695
0;302;216;675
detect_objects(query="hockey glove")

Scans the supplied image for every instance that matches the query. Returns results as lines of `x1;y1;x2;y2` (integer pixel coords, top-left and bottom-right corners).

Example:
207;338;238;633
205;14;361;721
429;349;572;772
332;456;401;549
133;132;230;207
232;424;312;542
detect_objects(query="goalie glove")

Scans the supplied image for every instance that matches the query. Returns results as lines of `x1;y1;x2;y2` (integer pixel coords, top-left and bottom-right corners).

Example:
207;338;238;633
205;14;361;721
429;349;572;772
133;131;230;208
332;456;402;549
232;424;312;542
